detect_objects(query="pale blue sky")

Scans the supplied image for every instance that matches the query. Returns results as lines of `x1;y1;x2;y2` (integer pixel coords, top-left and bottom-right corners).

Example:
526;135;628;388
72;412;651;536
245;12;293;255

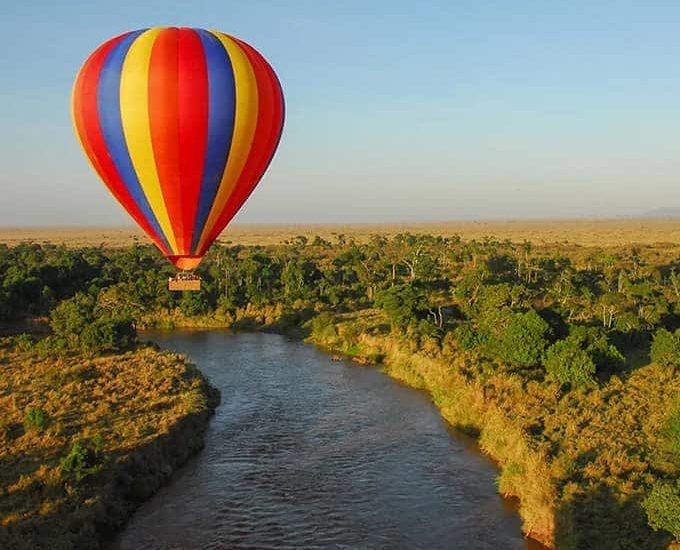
2;1;680;225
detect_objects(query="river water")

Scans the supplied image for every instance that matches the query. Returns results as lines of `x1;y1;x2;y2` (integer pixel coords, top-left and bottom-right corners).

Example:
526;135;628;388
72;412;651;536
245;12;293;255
112;331;531;549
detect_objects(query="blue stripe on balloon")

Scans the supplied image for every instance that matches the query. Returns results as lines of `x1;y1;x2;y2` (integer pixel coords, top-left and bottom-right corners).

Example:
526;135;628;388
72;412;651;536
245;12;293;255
97;29;172;253
190;29;236;254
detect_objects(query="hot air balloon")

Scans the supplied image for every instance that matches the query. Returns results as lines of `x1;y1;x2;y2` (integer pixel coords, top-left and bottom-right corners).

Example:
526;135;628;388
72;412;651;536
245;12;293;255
71;27;284;290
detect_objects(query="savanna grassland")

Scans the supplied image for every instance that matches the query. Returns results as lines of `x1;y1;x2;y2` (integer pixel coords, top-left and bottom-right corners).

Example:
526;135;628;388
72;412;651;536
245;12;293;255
5;217;680;248
0;220;679;549
0;333;219;545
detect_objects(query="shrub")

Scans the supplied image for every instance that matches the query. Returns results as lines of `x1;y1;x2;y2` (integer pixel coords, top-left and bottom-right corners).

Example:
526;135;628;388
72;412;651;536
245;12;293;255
80;318;136;354
374;284;425;330
49;294;136;355
24;407;48;433
497;309;551;368
452;323;479;350
50;293;96;345
60;435;104;480
179;291;210;316
10;333;34;352
642;479;680;540
544;338;596;388
651;329;680;368
309;312;337;341
340;321;360;346
661;404;680;457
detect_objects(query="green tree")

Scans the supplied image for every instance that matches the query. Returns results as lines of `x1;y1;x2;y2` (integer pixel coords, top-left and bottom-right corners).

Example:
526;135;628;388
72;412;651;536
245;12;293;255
651;329;680;367
50;293;96;347
497;309;551;368
375;283;426;330
544;337;596;387
642;479;680;540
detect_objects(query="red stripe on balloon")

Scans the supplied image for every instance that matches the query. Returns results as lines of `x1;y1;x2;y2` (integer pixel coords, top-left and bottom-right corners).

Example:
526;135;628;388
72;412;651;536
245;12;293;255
148;28;183;250
197;38;284;256
239;38;285;195
74;34;171;256
176;28;209;256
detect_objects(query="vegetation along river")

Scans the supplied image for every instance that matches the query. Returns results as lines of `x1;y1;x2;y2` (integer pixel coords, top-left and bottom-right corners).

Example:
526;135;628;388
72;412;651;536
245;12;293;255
111;331;534;549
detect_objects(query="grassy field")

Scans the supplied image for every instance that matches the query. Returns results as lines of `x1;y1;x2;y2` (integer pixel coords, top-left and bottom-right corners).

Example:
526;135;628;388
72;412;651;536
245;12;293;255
0;341;220;549
4;218;680;249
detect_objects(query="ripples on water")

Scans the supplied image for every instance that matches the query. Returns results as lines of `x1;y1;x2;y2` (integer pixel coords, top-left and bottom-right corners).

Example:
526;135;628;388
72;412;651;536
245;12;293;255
111;331;530;549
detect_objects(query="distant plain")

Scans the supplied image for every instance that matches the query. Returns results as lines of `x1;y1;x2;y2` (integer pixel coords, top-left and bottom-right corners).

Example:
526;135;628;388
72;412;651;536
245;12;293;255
3;218;680;248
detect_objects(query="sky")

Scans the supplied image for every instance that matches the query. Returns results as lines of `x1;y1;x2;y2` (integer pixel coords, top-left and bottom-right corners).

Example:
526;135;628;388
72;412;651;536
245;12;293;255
2;0;680;226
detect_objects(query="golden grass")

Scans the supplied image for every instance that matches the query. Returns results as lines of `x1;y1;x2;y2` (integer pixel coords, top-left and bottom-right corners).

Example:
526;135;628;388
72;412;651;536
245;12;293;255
4;218;680;249
0;343;219;549
308;309;679;549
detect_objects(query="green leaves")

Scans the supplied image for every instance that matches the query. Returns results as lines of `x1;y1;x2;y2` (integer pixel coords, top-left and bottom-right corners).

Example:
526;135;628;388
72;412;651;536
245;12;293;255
651;329;680;368
496;309;551;369
544;338;596;388
374;283;426;331
60;435;105;481
24;407;48;433
642;479;680;539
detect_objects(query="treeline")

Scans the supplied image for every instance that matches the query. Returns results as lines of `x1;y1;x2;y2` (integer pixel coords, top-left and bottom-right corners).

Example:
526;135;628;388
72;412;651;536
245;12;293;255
3;236;680;364
0;235;679;543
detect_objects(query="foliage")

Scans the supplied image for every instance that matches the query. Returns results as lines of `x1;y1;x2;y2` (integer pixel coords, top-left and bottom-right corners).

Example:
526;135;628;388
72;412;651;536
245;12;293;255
662;405;680;456
309;312;337;342
544;337;596;387
651;328;680;368
374;283;425;330
49;292;136;354
453;322;478;350
23;407;48;433
642;479;680;539
2;233;680;546
496;309;551;369
60;435;104;480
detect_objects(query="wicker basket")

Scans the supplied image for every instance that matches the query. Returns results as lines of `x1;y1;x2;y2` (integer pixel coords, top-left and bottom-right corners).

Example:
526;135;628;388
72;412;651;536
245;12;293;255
168;278;201;291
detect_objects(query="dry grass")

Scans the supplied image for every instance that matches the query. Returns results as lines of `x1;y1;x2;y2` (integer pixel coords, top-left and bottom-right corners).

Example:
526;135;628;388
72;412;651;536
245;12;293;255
308;309;679;549
0;343;219;549
4;218;680;249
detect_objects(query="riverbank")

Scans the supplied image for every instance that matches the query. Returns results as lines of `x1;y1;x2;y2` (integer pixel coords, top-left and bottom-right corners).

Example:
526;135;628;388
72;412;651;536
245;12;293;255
302;310;678;549
135;305;677;548
7;304;676;548
0;340;220;549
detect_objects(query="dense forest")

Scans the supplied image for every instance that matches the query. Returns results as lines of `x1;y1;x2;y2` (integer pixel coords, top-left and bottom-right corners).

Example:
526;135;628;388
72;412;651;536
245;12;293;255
1;234;679;548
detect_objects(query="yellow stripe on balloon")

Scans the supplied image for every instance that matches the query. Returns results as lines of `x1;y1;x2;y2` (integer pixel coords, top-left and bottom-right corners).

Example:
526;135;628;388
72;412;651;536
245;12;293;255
119;28;178;253
196;31;259;252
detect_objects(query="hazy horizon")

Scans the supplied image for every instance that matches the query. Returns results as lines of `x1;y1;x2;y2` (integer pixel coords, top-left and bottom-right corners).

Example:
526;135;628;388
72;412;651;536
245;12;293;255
3;1;680;225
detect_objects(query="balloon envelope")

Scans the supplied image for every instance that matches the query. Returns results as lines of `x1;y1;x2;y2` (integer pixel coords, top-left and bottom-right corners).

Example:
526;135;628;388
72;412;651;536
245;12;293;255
72;28;284;270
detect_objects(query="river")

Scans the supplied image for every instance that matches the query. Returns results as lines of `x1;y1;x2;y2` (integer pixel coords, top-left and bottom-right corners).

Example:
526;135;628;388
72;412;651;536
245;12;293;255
111;331;533;549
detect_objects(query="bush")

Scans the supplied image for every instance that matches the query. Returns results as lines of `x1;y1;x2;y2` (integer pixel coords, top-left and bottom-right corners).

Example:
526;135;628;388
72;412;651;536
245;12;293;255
24;407;48;433
453;322;479;350
179;291;210;316
50;293;96;345
662;404;680;457
642;479;680;540
651;328;680;368
375;284;425;330
80;317;136;354
497;309;551;368
309;312;337;341
49;294;136;355
544;338;596;388
60;435;104;480
10;333;34;352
